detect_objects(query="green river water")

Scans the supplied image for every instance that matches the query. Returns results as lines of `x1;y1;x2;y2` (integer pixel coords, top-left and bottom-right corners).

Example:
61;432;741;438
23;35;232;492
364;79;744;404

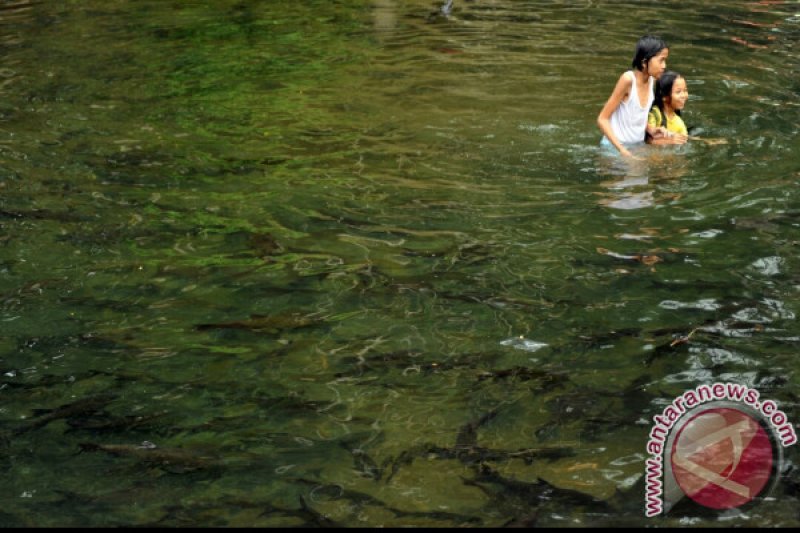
1;0;799;527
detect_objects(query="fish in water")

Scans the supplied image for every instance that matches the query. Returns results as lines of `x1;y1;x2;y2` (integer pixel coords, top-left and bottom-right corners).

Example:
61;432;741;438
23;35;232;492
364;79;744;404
0;208;88;223
386;440;575;482
13;393;116;436
596;247;663;266
78;441;223;473
66;410;168;433
455;409;498;450
476;366;570;390
296;495;342;528
194;312;321;332
503;509;540;528
290;480;482;526
471;465;613;513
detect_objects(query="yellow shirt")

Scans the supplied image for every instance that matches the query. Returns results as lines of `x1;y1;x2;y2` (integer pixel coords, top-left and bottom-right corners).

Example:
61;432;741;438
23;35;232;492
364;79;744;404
648;107;688;136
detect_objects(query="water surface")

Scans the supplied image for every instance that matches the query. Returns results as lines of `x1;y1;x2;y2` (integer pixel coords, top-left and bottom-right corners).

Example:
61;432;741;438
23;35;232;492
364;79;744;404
1;0;799;526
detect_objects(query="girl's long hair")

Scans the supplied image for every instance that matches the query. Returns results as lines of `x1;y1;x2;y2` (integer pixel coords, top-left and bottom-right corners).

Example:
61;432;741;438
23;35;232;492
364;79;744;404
631;35;668;72
653;71;683;121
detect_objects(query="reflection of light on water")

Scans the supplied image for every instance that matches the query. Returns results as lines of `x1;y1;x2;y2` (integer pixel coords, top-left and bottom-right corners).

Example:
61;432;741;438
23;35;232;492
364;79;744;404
702;348;751;365
671;210;706;221
717;372;758;389
518;123;560;133
500;336;548;352
735;298;795;321
610;453;644;466
594;152;654;210
663;369;714;384
750;256;783;276
690;229;724;238
597;192;654;210
602;470;642;490
594;143;692;210
658;298;721;311
602;176;649;189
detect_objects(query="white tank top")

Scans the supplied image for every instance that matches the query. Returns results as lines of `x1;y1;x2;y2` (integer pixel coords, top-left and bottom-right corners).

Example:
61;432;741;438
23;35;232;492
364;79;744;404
609;71;654;144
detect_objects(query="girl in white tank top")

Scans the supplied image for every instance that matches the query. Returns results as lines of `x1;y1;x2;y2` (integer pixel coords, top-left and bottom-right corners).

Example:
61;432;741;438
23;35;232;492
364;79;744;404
597;35;670;158
609;71;653;144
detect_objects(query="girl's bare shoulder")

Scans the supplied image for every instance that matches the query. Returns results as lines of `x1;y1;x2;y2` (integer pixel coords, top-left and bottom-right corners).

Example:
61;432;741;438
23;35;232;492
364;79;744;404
612;71;634;95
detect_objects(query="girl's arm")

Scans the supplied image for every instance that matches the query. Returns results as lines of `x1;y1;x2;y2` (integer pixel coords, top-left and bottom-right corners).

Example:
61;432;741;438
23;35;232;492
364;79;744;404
597;72;635;158
648;134;688;145
646;124;668;139
649;128;688;145
645;112;667;143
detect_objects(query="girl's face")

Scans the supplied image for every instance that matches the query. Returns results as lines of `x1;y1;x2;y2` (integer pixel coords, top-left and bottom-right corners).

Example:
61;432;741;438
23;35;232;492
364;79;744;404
646;48;669;79
667;76;689;110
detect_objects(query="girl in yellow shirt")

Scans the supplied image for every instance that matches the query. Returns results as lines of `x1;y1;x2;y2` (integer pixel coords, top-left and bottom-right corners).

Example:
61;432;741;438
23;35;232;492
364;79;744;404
647;71;689;144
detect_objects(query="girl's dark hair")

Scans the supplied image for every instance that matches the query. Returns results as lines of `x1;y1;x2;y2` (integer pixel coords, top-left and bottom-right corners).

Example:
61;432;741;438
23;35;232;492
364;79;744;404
653;70;683;119
631;35;668;72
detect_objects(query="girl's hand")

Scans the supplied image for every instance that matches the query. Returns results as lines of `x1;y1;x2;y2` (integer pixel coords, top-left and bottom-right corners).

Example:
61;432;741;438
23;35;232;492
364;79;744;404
646;125;667;139
666;131;688;144
621;147;644;161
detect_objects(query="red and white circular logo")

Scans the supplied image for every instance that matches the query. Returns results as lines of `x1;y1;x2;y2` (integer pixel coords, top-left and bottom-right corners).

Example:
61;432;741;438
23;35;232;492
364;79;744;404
670;407;774;509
